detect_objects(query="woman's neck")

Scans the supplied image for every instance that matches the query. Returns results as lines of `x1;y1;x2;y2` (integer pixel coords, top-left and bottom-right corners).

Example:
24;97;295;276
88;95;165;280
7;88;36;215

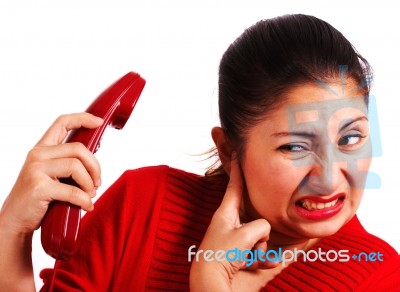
267;231;320;252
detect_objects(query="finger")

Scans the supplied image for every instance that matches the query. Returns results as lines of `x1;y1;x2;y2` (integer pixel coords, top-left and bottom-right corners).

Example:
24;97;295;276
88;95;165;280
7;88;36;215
254;240;267;253
28;143;102;187
218;155;244;215
244;257;280;270
42;158;97;194
246;241;279;270
46;179;94;211
238;218;271;247
36;113;104;146
237;220;279;270
244;244;280;270
254;258;280;269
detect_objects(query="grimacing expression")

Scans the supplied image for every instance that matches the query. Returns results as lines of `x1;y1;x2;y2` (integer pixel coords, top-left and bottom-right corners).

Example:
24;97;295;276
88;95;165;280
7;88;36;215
241;79;371;240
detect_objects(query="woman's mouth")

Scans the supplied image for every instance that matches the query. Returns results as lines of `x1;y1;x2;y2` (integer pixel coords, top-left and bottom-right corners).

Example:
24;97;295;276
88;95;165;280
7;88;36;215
295;193;345;220
299;198;339;210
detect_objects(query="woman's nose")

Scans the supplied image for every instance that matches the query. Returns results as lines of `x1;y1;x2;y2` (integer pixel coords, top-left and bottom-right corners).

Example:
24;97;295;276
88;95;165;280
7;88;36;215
298;151;347;196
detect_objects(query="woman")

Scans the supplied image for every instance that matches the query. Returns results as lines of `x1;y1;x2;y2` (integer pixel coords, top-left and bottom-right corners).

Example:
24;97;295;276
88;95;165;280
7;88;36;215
1;14;399;291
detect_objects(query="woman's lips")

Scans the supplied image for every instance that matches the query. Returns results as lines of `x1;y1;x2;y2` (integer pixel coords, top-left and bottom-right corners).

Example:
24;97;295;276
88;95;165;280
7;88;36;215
295;193;345;220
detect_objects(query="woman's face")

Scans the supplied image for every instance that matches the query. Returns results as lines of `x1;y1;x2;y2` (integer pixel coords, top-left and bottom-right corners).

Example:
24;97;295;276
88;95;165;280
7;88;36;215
241;79;372;241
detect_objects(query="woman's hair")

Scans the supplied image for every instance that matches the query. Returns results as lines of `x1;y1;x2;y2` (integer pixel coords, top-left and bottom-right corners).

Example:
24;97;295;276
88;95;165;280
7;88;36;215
206;14;372;176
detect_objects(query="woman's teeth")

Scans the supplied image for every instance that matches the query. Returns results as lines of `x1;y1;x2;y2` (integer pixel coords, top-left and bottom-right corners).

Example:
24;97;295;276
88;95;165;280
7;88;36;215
300;199;339;211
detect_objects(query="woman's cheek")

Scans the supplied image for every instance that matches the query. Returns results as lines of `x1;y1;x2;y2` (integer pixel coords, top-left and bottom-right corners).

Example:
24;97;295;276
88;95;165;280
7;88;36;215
244;163;302;216
241;150;309;216
347;157;372;190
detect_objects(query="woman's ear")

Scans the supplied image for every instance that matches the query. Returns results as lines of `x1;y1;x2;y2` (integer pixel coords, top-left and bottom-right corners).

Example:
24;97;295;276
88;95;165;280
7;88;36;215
211;127;233;174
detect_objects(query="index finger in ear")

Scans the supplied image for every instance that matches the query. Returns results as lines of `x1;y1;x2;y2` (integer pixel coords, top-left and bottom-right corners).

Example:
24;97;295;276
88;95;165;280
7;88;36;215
219;154;245;214
36;113;104;146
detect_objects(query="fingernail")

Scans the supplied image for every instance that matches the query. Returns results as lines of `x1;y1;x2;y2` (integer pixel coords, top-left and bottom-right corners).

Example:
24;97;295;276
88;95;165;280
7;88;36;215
94;116;104;123
95;178;102;187
88;204;94;212
91;188;97;198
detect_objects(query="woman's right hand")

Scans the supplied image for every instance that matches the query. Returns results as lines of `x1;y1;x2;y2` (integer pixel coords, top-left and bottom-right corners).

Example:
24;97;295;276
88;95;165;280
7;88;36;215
0;113;104;236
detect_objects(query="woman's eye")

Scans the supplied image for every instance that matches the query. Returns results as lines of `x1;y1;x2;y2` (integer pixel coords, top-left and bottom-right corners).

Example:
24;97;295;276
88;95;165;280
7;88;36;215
279;144;306;152
338;134;365;147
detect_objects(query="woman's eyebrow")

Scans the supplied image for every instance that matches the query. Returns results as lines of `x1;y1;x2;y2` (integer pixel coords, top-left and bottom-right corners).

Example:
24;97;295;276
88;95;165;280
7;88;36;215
271;116;368;138
339;116;368;132
271;131;316;138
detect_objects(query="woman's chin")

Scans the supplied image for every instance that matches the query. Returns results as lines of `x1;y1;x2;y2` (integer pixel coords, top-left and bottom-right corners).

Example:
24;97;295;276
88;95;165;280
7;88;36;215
300;223;342;238
292;214;352;239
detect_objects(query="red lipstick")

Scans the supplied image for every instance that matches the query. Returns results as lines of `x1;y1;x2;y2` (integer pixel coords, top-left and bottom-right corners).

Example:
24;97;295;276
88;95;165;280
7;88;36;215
295;193;345;220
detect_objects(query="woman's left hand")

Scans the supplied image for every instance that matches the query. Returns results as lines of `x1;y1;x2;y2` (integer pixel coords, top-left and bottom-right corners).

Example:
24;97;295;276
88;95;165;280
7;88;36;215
189;156;277;291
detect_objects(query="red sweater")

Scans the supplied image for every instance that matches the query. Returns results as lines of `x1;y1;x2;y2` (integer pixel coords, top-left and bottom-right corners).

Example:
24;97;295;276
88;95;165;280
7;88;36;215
40;166;400;291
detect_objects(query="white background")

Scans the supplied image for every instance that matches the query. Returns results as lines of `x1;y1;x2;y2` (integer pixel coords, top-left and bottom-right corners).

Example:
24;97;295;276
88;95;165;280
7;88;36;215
0;0;399;289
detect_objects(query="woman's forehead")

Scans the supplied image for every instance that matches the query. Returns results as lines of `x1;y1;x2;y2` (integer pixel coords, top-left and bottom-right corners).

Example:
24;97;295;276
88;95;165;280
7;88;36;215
283;79;365;104
254;82;368;135
284;96;367;128
277;81;367;121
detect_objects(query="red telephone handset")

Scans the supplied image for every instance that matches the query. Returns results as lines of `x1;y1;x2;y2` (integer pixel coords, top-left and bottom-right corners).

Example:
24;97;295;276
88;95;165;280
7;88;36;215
40;72;145;260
